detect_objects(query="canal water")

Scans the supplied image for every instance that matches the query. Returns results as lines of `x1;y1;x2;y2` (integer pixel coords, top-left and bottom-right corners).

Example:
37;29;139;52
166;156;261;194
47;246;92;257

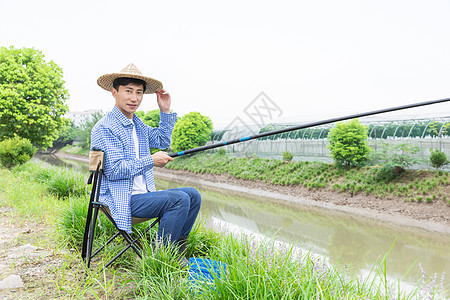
35;153;450;295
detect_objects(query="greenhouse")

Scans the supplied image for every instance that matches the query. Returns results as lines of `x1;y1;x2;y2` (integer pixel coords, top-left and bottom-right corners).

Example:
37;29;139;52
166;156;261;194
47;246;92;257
209;117;450;164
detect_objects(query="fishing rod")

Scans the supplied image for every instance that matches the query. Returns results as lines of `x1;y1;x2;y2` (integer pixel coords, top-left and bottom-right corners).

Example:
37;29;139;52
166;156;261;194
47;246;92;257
168;97;450;158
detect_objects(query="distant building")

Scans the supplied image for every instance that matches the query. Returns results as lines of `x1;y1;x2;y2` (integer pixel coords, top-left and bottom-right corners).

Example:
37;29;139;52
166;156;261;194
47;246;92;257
66;110;102;126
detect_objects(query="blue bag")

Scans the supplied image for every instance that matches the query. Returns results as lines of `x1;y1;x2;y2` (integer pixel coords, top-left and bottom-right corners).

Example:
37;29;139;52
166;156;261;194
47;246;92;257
188;258;227;294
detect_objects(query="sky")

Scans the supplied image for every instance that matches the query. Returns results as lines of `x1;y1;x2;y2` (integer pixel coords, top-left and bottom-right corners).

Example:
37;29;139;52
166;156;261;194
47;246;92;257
1;0;450;129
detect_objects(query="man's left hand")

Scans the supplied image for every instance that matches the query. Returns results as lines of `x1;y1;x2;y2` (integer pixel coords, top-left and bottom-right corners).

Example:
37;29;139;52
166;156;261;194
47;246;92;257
156;89;171;113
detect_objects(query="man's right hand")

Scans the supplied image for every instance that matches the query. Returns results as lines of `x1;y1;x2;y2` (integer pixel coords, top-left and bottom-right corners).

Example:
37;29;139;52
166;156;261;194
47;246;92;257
152;151;174;167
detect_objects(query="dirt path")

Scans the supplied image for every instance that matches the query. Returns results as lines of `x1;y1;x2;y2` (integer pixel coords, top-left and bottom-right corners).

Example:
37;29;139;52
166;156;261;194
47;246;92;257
0;207;66;299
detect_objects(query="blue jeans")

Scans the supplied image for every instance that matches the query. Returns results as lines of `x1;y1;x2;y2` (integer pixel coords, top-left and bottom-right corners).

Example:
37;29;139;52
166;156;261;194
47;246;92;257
130;187;201;244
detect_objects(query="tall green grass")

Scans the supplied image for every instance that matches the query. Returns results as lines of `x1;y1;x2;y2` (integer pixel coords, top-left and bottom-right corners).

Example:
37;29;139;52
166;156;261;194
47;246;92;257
130;229;447;299
14;161;88;198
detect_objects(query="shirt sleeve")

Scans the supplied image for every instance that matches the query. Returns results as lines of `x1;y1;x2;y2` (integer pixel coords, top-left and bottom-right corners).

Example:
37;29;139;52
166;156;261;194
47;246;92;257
147;111;177;149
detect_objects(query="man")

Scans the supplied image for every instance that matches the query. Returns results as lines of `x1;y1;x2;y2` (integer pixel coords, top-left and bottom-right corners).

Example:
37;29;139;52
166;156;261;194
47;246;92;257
90;63;201;264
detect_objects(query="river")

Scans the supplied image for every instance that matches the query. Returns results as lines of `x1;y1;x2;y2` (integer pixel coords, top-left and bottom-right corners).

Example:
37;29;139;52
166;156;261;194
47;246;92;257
35;153;450;295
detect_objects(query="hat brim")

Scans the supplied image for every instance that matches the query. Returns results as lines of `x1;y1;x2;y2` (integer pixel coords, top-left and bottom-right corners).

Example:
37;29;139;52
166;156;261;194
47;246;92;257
97;73;163;94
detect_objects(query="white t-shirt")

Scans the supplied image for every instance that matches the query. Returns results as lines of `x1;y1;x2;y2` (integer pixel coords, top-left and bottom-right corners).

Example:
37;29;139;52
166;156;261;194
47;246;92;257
131;121;148;195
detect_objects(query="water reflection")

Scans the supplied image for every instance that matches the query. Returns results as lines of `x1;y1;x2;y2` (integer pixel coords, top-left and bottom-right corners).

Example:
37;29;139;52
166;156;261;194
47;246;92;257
156;177;450;292
33;153;89;173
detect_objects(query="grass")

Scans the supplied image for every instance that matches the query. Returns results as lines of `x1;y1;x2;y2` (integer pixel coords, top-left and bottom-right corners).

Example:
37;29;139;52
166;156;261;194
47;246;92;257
13;161;88;198
0;161;447;299
166;152;450;205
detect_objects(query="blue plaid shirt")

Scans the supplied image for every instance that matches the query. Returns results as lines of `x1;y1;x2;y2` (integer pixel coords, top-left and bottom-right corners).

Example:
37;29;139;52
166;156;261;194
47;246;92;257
90;106;177;232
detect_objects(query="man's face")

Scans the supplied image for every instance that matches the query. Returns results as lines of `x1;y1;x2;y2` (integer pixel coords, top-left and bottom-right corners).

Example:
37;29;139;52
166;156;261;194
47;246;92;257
112;83;144;119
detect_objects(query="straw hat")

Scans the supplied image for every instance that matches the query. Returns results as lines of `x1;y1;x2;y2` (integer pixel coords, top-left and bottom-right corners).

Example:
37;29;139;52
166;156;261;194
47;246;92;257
97;63;163;94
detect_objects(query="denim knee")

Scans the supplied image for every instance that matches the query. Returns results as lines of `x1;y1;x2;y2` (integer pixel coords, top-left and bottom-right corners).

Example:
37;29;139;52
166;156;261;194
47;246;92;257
186;187;202;206
168;191;191;212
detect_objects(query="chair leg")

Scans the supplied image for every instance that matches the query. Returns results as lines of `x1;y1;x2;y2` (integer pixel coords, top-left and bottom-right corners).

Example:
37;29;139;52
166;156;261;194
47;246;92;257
98;231;142;274
85;205;99;272
91;231;121;259
83;205;161;275
97;220;160;274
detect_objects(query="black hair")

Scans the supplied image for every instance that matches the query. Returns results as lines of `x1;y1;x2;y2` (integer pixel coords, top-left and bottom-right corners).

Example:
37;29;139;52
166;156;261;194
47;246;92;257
112;77;146;93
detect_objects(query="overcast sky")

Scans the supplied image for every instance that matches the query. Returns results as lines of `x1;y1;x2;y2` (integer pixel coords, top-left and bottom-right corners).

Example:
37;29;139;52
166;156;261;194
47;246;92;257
1;0;450;129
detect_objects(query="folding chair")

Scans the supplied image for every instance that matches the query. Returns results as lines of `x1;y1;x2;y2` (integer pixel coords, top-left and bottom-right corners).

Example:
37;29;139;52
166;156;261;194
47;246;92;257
81;149;160;274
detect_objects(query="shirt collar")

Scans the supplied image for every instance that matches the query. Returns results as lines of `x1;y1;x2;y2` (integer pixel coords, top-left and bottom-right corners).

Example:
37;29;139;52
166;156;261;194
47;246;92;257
111;105;133;127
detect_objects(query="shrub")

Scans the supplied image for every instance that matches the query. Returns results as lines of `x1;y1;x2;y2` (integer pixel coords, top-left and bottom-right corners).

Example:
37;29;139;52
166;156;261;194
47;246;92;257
282;151;293;161
52;120;78;149
171;112;213;152
0;136;36;168
370;165;404;183
369;142;420;172
429;148;448;170
327;119;370;167
135;109;160;128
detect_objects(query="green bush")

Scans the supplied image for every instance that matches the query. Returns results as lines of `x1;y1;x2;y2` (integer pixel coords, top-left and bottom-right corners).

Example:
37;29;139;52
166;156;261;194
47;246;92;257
282;151;293;161
370;142;420;172
171;112;213;152
136;109;160;128
327;119;370;167
372;165;402;183
0;136;36;168
429;148;448;170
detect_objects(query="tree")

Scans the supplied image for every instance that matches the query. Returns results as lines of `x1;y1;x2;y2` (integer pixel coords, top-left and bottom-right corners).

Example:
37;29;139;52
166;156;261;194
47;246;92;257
136;109;160;128
171;112;213;152
78;112;104;149
327;119;370;167
0;46;69;148
53;120;79;149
